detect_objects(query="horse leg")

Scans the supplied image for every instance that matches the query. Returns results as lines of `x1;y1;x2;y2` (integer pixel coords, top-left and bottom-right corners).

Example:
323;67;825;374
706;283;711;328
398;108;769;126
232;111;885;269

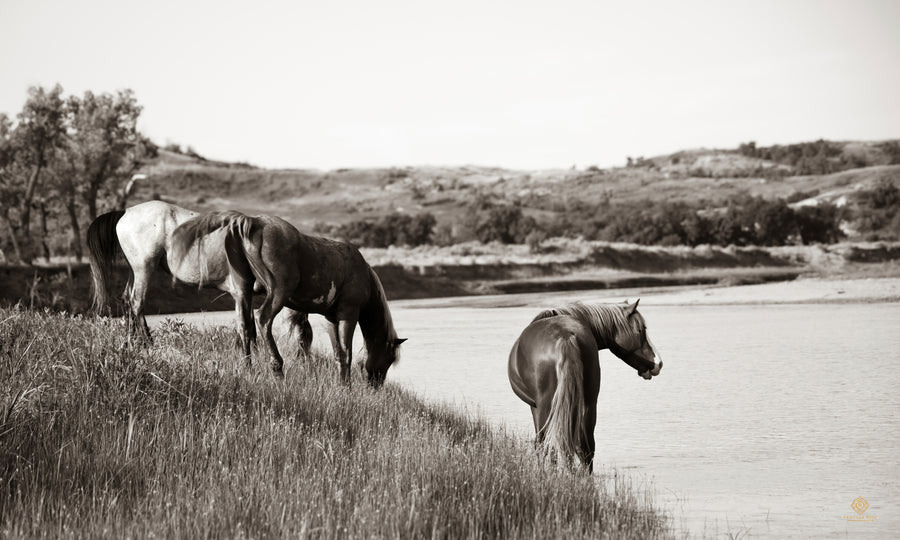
530;406;545;444
325;318;356;387
286;309;313;360
235;284;256;367
339;319;358;387
127;268;152;344
257;293;286;379
582;405;597;474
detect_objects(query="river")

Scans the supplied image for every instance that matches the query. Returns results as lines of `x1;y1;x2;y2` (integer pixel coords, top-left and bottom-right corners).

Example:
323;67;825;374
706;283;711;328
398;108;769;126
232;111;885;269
149;292;900;538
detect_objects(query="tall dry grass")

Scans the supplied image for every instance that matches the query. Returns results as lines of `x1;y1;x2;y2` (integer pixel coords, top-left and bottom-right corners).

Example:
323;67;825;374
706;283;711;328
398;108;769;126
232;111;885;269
0;307;670;538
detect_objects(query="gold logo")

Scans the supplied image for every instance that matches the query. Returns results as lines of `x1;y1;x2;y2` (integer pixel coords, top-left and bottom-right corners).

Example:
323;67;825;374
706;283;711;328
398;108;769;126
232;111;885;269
844;497;876;522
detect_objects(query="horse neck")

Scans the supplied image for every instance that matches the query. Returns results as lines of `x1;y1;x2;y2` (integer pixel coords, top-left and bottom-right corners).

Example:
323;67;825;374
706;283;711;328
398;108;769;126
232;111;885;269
577;304;633;350
358;269;397;350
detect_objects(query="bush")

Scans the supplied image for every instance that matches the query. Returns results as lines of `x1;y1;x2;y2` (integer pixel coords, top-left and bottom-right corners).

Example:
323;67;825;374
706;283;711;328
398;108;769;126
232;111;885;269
329;212;436;247
461;197;536;245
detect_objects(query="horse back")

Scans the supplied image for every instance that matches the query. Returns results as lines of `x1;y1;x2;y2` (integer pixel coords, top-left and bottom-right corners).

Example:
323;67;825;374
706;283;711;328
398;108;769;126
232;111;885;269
248;216;371;315
118;201;235;287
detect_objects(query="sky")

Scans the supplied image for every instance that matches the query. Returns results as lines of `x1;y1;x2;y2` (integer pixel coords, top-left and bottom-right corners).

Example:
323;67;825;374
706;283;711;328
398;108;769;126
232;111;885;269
1;0;898;171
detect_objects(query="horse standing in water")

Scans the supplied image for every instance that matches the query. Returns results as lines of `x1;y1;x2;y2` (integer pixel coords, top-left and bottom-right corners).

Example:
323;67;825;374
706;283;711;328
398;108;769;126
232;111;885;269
171;211;406;386
507;300;662;471
86;200;313;357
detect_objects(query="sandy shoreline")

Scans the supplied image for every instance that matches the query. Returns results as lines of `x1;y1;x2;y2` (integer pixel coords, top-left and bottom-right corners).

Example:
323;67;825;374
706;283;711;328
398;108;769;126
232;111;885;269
399;275;900;310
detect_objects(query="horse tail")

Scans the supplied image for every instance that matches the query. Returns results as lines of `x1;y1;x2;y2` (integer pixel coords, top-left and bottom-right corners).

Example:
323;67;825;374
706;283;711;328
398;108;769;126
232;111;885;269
222;215;272;295
86;210;126;315
542;335;588;466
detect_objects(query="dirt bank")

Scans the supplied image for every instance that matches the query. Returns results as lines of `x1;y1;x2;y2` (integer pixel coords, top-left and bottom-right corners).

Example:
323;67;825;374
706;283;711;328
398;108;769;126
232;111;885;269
2;241;897;314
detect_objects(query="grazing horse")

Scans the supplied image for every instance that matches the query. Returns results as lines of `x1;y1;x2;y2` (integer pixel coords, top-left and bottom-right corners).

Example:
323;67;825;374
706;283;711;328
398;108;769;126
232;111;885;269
171;211;406;386
86;200;313;357
507;300;662;471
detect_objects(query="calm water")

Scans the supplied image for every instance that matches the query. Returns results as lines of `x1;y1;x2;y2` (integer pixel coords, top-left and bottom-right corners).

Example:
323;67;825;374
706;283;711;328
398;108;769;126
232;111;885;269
154;296;900;538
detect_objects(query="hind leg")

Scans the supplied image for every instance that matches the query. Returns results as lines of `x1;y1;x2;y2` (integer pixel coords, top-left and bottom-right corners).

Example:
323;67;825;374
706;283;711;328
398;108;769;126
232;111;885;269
234;284;256;367
126;269;152;343
582;406;597;473
257;292;286;378
533;401;551;445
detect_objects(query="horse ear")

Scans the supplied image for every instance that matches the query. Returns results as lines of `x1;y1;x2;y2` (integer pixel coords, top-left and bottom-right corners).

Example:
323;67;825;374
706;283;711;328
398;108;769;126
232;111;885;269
625;299;640;317
394;338;408;346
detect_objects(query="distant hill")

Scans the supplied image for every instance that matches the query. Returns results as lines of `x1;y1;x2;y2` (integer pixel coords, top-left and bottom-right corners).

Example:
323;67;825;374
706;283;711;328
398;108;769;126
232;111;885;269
131;140;900;241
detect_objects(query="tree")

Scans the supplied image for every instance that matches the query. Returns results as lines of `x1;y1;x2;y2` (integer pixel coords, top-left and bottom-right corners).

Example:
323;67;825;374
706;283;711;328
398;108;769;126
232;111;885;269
0;85;66;263
747;198;797;245
795;203;843;244
63;89;145;221
0;113;24;261
0;85;151;263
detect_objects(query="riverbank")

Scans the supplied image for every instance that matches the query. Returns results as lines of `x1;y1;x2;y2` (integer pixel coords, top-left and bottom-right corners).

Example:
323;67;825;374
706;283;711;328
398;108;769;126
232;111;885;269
402;274;900;311
2;240;898;314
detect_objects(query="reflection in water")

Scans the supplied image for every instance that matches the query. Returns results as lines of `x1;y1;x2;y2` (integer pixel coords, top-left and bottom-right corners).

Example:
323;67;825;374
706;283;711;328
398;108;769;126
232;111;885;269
152;300;900;538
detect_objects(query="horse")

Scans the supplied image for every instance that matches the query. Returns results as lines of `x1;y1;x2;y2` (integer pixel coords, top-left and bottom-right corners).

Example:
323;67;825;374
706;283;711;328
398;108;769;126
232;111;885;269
170;210;406;386
507;300;662;471
86;200;313;358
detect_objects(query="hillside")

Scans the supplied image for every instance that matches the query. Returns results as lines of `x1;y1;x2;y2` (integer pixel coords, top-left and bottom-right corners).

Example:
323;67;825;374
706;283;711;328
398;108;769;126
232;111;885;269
132;140;900;239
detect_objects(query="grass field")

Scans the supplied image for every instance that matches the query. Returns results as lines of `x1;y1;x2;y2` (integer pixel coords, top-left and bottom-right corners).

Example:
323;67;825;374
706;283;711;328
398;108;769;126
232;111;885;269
0;307;671;538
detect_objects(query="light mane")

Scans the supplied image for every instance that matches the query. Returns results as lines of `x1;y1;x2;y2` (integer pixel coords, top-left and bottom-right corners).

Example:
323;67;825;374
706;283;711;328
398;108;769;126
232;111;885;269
532;302;645;345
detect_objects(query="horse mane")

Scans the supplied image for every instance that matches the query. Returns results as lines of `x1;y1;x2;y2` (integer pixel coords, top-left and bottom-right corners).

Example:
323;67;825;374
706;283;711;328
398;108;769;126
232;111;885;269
532;302;645;344
359;265;399;348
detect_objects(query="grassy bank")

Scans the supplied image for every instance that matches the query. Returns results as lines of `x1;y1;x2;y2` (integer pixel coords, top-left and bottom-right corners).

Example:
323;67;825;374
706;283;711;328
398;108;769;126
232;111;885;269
0;307;670;538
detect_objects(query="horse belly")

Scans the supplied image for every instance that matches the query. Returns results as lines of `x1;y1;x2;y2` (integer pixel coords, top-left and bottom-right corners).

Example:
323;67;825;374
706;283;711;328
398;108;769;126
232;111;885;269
285;278;340;313
166;246;230;288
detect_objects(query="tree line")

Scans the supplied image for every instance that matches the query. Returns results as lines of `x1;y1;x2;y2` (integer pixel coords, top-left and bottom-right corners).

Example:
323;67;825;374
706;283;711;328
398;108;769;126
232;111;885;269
738;139;900;176
0;85;153;264
327;181;900;250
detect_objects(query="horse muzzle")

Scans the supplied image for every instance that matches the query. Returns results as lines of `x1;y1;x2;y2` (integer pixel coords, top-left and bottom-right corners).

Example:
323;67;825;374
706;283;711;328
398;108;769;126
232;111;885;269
639;360;663;380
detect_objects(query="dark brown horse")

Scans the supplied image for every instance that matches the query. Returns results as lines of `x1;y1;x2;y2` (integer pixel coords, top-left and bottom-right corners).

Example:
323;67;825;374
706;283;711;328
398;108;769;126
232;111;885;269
86;201;312;355
507;300;662;471
171;211;405;386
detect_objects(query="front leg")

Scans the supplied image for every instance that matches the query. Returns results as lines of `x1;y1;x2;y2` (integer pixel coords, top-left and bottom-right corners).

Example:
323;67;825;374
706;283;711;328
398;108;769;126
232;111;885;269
327;318;356;387
286;309;313;359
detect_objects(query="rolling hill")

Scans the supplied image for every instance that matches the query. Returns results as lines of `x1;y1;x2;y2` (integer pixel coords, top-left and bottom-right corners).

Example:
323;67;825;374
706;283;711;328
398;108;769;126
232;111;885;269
133;139;900;239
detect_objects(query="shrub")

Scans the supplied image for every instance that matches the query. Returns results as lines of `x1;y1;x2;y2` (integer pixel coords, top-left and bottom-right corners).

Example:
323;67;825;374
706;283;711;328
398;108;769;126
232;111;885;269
329;212;437;247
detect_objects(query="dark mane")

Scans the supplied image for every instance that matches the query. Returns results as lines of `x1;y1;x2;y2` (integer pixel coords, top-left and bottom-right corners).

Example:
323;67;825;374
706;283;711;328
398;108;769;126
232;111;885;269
359;265;398;347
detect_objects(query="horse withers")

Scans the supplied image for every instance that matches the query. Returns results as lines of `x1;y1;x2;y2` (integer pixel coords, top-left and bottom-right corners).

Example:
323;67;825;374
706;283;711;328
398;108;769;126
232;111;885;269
171;211;406;386
507;300;662;471
86;200;313;357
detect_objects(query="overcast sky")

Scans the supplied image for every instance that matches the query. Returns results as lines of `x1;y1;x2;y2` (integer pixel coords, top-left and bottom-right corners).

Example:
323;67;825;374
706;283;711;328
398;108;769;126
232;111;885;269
1;0;898;170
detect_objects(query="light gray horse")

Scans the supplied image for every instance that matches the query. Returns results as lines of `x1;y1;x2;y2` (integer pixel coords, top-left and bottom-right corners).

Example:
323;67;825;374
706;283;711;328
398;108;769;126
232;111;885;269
87;200;313;357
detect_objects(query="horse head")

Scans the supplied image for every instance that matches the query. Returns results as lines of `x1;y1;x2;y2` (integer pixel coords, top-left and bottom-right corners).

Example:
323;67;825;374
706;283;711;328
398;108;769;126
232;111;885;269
609;299;663;380
365;337;407;388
